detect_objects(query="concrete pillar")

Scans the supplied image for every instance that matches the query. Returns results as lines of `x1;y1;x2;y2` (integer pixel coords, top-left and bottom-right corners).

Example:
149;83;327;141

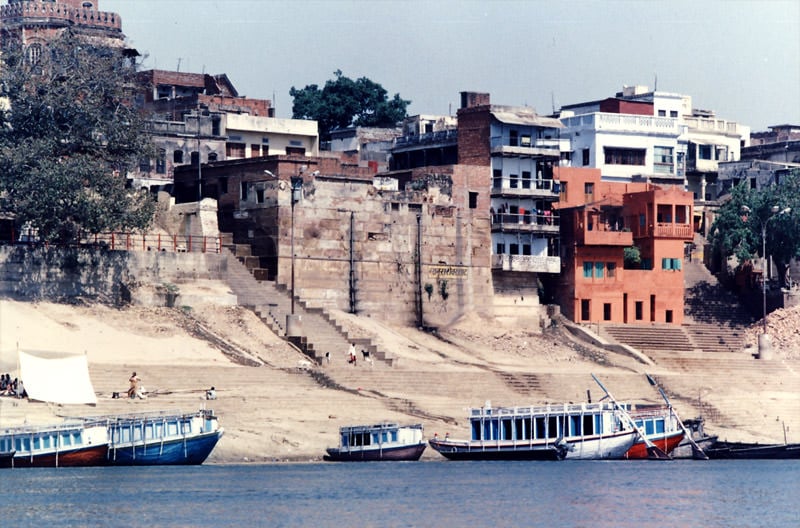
286;314;303;337
757;333;773;360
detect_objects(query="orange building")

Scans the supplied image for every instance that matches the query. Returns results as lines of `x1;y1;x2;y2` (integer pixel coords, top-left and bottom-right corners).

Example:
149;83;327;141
554;167;693;325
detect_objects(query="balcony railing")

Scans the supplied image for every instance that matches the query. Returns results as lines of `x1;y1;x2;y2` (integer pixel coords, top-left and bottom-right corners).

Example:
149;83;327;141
562;113;680;135
491;176;559;198
491;254;561;273
631;223;693;240
491;212;560;234
578;228;633;246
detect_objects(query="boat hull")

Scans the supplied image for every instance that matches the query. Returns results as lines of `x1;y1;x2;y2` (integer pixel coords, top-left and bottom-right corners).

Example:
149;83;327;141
428;439;564;461
106;430;223;466
1;445;108;468
705;442;800;460
324;442;426;462
625;430;685;459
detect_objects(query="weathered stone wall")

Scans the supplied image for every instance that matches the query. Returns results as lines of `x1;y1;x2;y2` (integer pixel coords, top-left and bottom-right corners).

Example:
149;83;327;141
280;171;496;326
0;246;229;306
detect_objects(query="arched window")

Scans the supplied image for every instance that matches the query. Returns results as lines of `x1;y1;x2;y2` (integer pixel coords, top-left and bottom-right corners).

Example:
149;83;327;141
26;43;43;65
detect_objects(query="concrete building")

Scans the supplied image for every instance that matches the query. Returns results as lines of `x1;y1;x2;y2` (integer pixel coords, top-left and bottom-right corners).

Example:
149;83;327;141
554;167;694;325
132;70;319;190
328;126;403;173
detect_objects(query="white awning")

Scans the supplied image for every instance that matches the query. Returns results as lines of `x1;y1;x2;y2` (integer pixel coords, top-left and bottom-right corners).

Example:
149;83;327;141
18;350;97;405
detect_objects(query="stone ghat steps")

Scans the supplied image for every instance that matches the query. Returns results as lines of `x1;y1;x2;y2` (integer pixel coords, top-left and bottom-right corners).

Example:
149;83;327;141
604;325;695;353
683;323;747;354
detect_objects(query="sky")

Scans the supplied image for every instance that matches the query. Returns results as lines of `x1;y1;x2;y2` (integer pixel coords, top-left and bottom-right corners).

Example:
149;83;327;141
101;0;800;131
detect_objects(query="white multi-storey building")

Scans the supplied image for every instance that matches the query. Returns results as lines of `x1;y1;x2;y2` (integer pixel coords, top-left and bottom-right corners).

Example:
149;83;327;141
559;85;750;202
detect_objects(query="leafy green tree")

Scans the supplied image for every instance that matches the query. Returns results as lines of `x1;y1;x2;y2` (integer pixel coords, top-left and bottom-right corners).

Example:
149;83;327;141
290;70;410;141
709;170;800;287
0;32;155;244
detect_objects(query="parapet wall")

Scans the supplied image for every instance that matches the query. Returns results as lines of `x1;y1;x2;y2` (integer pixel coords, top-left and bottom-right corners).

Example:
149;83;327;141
0;246;228;304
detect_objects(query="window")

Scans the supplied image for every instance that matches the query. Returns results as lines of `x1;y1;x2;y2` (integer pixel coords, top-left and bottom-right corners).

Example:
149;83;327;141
698;144;712;160
560;181;567;197
156;149;166;174
212;117;221;136
635;301;643;320
509;173;519;189
226;143;246;158
522;171;531;190
654;146;674;174
584;182;594;195
496;243;505;254
493;169;502;189
583;262;593;278
240;181;249;201
670;110;678;118
468;192;478;209
595;262;604;278
509;130;518;147
138;158;150;172
604;147;646;165
607;262;616;277
286;146;306;156
26;43;43;65
173;150;184;163
666;310;673;323
662;258;682;271
582;148;590;166
603;303;612;321
658;109;666;117
251;144;261;157
521;135;531;147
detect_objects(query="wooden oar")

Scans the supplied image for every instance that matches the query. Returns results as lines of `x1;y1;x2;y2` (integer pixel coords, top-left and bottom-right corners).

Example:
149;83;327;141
591;374;671;460
646;374;709;460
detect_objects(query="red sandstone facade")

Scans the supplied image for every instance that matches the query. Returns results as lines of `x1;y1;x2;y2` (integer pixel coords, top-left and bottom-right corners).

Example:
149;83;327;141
554;166;693;325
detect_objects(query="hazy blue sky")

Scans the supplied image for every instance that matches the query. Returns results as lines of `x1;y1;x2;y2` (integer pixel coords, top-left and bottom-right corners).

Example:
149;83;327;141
102;0;799;131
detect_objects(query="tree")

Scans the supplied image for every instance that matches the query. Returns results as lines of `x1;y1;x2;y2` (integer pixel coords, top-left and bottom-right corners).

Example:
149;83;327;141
290;70;410;141
708;171;800;287
0;32;155;244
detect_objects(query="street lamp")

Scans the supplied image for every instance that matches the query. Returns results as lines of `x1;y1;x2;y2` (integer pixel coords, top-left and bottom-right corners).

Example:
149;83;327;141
741;204;791;357
289;176;303;315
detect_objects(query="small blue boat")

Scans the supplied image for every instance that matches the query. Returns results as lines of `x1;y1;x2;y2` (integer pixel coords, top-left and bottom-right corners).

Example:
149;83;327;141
93;409;223;466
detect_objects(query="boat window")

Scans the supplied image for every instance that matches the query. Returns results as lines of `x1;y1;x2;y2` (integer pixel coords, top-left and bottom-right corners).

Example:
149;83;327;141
535;417;545;439
583;415;594;435
390;431;397;442
341;433;349;447
33;437;40;450
43;436;51;449
61;433;72;447
645;420;655;435
594;414;603;434
372;433;380;444
569;415;582;436
547;416;558;438
502;419;513;440
655;419;665;434
514;418;525;440
471;420;481;441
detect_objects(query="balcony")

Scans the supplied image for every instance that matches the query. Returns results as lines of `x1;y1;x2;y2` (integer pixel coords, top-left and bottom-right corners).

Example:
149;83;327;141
683;116;744;136
491;212;560;234
491;177;559;199
632;222;693;240
492;254;561;273
578;228;633;246
490;137;562;158
563;113;680;136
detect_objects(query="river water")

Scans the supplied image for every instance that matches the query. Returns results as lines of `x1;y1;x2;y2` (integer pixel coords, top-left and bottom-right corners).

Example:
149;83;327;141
1;460;798;527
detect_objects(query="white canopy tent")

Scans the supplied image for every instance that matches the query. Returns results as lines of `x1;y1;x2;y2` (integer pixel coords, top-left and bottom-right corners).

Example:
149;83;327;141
17;349;97;405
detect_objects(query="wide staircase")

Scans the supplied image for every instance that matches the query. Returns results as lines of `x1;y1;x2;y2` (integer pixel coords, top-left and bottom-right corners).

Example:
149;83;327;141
220;236;394;366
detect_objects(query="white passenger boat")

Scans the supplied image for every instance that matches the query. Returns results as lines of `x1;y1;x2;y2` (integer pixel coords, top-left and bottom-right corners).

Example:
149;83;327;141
428;401;637;461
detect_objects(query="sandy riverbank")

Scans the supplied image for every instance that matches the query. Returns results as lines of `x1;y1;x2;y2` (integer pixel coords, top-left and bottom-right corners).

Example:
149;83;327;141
1;295;798;463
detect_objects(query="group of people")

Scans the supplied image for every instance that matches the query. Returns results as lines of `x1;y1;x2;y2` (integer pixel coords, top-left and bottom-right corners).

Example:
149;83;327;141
0;373;26;398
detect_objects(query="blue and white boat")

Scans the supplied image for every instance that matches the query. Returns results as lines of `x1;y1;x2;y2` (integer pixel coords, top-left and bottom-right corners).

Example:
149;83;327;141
429;401;637;461
91;409;223;466
324;423;427;461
